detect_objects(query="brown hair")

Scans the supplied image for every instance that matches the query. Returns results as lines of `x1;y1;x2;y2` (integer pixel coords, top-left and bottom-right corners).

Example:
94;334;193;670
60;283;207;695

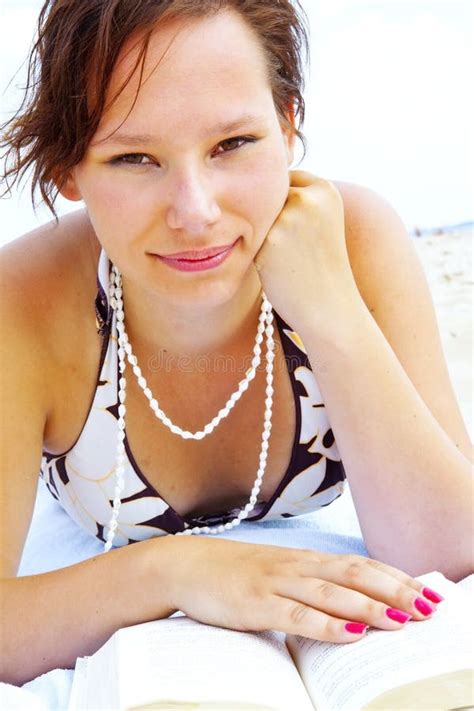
1;0;310;219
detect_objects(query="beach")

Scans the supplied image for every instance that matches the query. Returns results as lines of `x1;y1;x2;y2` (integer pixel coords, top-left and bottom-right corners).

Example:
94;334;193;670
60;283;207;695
412;227;473;438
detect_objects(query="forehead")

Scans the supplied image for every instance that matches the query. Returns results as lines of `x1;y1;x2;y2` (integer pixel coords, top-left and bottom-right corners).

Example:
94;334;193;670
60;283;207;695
94;9;274;142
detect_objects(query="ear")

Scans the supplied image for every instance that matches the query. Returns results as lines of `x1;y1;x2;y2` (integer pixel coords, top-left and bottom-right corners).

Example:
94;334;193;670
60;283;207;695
55;169;83;202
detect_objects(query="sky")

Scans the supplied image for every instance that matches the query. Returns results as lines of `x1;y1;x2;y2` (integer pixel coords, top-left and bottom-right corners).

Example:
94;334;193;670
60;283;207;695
0;0;472;245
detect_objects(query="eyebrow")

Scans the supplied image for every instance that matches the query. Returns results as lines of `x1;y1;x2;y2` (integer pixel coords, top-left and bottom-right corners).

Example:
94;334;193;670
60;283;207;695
95;113;267;147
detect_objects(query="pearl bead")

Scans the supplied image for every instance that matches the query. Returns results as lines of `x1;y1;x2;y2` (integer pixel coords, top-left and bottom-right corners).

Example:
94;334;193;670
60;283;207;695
104;265;275;551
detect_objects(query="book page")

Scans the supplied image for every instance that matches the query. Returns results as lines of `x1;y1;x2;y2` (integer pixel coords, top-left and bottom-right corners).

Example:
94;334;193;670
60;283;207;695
68;633;121;710
116;617;314;711
286;571;473;711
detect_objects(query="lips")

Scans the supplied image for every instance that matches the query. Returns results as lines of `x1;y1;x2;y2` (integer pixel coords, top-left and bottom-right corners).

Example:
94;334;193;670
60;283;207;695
160;238;238;262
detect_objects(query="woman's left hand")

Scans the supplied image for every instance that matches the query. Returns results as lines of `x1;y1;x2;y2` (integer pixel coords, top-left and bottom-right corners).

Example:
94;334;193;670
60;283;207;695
253;171;361;336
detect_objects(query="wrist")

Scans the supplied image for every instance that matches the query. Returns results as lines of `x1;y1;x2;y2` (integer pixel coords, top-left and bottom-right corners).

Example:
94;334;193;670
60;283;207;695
135;535;185;619
296;285;369;347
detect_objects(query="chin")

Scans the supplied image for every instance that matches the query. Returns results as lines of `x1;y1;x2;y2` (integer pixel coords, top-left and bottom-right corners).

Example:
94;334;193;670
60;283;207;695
163;265;258;307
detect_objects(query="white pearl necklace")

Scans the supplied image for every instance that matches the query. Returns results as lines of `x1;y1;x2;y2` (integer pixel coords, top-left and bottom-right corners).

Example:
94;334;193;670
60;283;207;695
104;264;275;552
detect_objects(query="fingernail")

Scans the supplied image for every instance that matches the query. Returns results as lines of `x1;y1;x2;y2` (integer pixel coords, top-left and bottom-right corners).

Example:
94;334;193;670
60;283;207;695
422;587;445;603
345;622;368;634
414;597;434;616
386;608;412;623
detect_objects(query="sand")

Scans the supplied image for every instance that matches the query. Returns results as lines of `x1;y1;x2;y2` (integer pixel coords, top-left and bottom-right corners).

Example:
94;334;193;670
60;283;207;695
412;228;473;438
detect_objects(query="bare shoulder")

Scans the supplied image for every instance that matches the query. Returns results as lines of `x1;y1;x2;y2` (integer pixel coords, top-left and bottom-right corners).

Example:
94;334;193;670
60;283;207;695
0;208;100;337
0;208;101;410
1;207;99;296
331;179;411;311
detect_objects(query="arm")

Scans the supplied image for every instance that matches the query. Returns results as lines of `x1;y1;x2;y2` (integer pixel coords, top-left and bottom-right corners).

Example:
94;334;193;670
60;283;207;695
0;539;179;685
0;255;178;684
298;182;473;581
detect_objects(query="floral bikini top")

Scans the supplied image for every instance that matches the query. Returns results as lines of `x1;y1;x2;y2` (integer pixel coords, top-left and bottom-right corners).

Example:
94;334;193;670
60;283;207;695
40;249;346;547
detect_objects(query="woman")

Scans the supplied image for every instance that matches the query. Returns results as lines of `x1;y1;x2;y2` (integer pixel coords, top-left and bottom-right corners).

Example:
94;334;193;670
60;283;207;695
0;0;471;685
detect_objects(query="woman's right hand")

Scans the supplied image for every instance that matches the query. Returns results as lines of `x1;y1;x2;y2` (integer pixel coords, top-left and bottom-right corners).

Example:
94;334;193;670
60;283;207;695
162;537;441;642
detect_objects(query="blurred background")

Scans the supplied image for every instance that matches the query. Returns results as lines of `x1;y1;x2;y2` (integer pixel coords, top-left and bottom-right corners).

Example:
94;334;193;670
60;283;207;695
0;0;472;433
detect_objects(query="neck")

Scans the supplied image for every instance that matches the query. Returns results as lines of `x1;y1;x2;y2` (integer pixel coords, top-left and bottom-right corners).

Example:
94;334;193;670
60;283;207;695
119;268;264;364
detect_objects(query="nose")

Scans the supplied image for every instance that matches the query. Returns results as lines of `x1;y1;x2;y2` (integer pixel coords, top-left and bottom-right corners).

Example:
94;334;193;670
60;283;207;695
165;168;221;234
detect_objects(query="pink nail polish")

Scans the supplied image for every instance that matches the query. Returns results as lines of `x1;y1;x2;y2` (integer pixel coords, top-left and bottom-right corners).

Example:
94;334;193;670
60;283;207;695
345;622;368;634
415;597;434;616
422;587;445;603
386;608;412;623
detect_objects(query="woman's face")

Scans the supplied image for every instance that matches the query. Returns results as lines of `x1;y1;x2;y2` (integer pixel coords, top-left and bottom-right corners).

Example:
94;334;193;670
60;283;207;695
66;9;295;308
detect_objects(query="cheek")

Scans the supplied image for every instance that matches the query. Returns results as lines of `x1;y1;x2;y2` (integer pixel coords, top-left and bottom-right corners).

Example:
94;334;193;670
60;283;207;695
240;157;290;241
79;173;154;245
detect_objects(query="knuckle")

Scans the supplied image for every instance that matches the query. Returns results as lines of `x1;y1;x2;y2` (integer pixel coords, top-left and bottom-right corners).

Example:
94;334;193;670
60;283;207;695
324;617;341;640
366;558;386;572
289;601;311;627
364;598;379;616
316;581;337;600
393;582;409;603
344;560;364;581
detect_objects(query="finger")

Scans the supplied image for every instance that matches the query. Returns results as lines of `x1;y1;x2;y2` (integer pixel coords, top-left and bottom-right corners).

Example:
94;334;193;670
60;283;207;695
266;593;370;644
274;576;424;632
288;170;333;192
296;554;438;621
288;169;320;187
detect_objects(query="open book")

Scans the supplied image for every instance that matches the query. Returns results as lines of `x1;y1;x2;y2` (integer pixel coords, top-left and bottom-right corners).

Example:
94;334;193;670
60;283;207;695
68;571;473;711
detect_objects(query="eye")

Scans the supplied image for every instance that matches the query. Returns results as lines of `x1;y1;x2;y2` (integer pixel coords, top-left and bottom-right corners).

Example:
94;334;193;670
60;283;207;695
109;136;257;167
213;135;258;156
110;153;154;166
